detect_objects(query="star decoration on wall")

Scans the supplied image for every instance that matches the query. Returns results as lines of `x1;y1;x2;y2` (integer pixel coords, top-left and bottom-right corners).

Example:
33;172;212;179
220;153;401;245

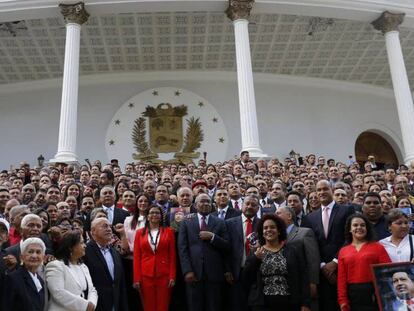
109;139;115;145
175;90;181;96
114;120;120;125
152;90;158;96
212;117;218;123
219;137;225;143
128;103;134;108
198;102;204;107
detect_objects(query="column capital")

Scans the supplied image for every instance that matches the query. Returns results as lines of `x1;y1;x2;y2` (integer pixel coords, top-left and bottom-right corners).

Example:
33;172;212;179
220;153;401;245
59;2;89;25
371;11;405;34
226;0;254;21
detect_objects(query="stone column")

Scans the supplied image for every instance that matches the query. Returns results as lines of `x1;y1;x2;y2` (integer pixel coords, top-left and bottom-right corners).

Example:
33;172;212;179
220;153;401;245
226;0;267;158
372;11;414;165
50;2;89;164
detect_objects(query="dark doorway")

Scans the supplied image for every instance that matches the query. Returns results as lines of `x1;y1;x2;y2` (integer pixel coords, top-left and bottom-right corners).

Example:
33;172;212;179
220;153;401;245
355;131;399;169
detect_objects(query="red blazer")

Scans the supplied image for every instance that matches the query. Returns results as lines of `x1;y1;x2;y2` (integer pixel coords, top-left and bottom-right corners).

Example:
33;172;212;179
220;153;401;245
133;227;176;283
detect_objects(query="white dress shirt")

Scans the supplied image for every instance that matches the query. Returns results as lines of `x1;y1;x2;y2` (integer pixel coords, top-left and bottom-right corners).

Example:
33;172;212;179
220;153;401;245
320;200;335;219
241;214;255;266
230;198;243;210
97;243;114;280
28;271;43;292
197;213;210;228
380;234;413;262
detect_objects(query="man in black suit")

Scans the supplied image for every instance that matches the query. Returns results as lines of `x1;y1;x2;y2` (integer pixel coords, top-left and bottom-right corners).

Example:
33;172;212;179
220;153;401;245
287;191;306;226
4;214;52;270
178;193;230;311
227;182;243;211
224;195;259;311
268;181;287;211
154;184;175;215
302;180;354;311
362;192;389;240
100;186;129;226
212;188;241;220
84;217;128;311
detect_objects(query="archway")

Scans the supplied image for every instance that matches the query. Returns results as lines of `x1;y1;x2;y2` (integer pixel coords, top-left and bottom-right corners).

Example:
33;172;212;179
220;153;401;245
355;131;399;169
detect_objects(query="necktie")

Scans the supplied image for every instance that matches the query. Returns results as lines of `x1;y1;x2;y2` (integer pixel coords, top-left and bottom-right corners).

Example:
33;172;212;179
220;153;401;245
245;218;253;255
262;199;266;206
219;210;225;219
200;216;207;231
322;206;330;238
234;201;240;210
407;300;414;311
104;206;113;224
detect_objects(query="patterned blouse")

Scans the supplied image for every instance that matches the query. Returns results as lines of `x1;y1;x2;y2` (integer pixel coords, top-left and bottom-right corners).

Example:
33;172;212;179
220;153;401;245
260;248;290;296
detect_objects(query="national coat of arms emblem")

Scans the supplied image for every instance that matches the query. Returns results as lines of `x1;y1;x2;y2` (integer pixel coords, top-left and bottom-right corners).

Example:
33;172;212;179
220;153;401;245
132;103;204;164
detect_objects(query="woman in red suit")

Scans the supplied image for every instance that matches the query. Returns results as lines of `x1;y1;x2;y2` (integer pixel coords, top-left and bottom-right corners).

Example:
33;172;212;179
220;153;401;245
338;213;391;311
133;205;176;311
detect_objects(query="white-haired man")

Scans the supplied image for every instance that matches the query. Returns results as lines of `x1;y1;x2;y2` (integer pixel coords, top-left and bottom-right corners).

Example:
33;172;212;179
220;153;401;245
4;214;50;271
84;218;128;311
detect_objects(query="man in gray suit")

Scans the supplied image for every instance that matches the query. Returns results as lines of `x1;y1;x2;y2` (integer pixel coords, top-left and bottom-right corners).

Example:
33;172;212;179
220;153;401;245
277;205;320;310
178;193;230;311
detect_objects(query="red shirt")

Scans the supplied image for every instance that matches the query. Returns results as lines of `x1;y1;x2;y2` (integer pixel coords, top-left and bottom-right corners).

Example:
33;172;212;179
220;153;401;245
8;227;21;246
337;242;391;307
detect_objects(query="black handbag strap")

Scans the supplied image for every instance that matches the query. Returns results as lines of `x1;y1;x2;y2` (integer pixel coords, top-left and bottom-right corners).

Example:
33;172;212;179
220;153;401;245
409;234;413;262
83;274;88;300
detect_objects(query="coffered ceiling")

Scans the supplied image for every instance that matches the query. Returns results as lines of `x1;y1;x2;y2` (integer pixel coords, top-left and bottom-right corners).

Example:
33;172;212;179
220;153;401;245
0;11;413;88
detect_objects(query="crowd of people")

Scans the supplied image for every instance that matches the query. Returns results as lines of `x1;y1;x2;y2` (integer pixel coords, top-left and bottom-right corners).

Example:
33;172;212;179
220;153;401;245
0;151;413;311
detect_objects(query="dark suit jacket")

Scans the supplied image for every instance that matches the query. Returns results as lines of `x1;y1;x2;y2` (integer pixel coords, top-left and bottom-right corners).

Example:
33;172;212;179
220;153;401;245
178;214;230;282
243;244;311;308
1;266;45;311
225;215;258;280
113;207;129;226
211;207;241;220
84;240;128;311
302;203;354;263
0;250;5;311
287;225;320;284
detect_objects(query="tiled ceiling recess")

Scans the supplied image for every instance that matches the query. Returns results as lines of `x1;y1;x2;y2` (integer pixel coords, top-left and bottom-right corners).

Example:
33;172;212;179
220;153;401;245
0;11;413;87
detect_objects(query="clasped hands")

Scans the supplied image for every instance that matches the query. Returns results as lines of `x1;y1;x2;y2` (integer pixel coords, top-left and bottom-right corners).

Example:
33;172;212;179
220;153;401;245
133;279;175;291
321;261;337;285
199;230;213;241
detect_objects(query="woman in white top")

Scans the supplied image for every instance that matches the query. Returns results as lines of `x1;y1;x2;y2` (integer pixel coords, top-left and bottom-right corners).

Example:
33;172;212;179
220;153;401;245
124;193;151;252
380;209;413;262
46;230;98;311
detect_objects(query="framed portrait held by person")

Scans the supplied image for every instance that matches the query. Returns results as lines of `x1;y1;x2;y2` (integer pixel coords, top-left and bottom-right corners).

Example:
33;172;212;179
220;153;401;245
372;262;414;311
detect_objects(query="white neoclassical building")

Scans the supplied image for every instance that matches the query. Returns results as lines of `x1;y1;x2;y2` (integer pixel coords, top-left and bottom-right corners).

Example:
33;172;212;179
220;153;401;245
0;0;414;167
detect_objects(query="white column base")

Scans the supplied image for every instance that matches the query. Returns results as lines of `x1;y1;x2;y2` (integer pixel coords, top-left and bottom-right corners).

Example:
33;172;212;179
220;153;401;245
241;148;268;159
49;151;78;164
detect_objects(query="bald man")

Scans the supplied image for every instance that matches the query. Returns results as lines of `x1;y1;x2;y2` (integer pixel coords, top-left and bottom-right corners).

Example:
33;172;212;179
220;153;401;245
302;180;354;311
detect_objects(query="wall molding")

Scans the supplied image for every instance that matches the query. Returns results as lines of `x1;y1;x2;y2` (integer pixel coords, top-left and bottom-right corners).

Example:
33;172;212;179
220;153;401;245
0;71;396;99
